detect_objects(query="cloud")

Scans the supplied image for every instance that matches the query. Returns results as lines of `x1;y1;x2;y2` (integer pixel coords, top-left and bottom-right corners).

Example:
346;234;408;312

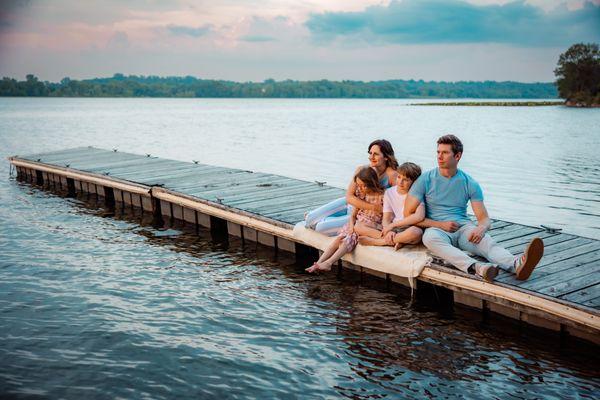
234;16;295;44
0;0;31;31
107;31;129;49
305;0;600;46
167;24;211;37
239;35;276;42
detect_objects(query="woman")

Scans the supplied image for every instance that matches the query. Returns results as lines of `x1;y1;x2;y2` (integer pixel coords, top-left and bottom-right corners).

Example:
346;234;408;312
305;139;398;236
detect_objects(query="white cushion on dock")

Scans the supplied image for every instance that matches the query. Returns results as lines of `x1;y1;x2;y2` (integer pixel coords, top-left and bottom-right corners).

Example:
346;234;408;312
293;222;432;288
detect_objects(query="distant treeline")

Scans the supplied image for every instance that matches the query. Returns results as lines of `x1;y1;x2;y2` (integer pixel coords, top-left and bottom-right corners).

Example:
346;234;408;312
0;74;558;99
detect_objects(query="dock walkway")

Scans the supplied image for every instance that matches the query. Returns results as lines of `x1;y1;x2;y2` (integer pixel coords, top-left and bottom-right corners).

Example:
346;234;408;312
8;147;600;344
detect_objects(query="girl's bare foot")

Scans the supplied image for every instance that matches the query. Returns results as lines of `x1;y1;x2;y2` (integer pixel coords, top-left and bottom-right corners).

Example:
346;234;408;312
305;262;319;273
315;262;332;272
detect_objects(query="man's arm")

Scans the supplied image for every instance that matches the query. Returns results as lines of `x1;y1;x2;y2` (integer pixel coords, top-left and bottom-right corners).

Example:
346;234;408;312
394;203;425;227
405;194;459;232
403;194;420;217
417;218;460;232
468;200;491;244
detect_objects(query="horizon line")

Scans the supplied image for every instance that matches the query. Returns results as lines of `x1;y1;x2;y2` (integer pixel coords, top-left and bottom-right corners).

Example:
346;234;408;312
4;74;556;85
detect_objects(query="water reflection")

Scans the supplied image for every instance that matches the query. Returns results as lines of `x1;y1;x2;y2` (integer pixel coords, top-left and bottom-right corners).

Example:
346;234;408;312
65;184;600;392
2;178;599;399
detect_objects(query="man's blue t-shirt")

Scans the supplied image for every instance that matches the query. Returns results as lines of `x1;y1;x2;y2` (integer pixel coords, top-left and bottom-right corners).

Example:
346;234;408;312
409;168;483;225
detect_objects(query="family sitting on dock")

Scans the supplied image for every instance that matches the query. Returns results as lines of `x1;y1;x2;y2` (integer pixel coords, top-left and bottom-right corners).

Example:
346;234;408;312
305;136;544;282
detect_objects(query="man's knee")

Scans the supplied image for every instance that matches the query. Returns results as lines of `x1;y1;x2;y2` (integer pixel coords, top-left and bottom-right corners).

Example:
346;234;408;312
422;228;445;247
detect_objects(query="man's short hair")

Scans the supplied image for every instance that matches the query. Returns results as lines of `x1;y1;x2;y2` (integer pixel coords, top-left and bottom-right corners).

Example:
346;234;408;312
437;135;463;155
397;162;422;182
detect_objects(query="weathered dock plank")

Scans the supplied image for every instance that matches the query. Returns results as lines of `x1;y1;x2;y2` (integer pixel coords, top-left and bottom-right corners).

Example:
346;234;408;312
502;231;574;252
87;158;184;175
491;226;545;243
526;261;599;297
489;220;513;230
38;151;138;168
228;187;341;210
115;162;217;178
18;147;109;162
184;178;310;200
214;181;324;204
561;284;600;308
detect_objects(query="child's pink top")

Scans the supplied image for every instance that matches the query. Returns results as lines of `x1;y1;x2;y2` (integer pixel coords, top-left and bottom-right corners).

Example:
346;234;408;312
356;192;384;228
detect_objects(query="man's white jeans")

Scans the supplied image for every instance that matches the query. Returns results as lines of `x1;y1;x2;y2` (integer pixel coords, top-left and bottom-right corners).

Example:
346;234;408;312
422;223;516;274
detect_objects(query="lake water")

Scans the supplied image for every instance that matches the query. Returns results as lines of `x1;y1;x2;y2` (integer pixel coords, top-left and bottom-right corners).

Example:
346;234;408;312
1;98;599;398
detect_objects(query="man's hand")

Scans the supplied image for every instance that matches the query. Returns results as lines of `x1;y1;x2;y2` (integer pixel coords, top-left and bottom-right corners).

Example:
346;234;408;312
468;225;487;244
438;221;460;232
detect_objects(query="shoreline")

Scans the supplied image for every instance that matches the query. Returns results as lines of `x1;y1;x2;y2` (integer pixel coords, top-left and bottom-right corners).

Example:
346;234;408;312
411;101;564;106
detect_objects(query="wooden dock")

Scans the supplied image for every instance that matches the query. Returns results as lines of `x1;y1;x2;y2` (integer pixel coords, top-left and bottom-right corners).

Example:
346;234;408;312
8;146;600;345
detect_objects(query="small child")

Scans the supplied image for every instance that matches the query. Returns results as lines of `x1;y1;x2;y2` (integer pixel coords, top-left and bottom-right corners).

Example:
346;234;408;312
359;162;425;249
306;167;385;273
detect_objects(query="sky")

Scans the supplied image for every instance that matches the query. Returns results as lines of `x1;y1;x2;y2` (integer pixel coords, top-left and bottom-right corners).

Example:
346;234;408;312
0;0;599;82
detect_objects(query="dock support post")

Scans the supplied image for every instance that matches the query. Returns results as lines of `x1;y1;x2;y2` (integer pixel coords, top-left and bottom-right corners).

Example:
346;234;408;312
151;196;164;227
209;216;229;243
295;243;318;264
209;216;228;234
35;170;43;185
104;186;115;209
66;178;76;197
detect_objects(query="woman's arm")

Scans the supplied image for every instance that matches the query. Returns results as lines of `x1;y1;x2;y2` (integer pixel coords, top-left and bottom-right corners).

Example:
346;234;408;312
346;204;358;233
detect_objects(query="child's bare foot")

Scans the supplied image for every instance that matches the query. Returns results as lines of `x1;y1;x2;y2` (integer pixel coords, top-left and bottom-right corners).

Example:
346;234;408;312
306;262;332;273
314;262;331;272
305;263;319;273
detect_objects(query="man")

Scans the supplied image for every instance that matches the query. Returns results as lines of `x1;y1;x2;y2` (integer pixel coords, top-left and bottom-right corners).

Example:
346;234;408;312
404;135;544;282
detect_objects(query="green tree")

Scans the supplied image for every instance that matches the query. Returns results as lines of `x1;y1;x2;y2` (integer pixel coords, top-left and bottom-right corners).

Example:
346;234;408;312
554;43;600;106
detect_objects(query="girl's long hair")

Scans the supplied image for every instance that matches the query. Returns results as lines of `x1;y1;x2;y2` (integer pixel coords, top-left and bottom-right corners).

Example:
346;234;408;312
355;167;384;194
368;139;399;170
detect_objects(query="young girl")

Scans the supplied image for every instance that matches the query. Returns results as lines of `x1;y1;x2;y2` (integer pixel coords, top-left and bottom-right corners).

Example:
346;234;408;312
306;167;385;273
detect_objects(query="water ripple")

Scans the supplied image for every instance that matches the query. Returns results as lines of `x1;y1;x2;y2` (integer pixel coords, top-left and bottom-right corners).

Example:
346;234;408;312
1;99;600;398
